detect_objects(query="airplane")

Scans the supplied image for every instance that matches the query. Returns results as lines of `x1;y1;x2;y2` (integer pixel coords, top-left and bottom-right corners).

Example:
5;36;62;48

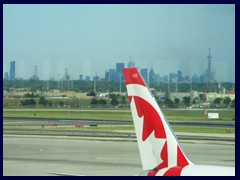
123;67;235;176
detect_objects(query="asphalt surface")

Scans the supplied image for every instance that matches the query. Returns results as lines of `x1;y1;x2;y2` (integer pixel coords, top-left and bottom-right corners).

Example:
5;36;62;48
3;135;235;176
3;117;235;128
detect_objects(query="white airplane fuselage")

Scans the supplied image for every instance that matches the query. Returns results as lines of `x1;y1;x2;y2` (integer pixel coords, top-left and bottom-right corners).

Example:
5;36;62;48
138;165;235;176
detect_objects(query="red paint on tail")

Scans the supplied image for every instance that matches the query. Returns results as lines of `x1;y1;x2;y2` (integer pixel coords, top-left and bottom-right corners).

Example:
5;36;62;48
163;167;184;176
123;68;146;87
147;141;168;176
133;96;166;141
177;145;189;167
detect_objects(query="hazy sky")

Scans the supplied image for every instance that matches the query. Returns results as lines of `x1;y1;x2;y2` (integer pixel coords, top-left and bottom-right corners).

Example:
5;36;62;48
3;4;235;82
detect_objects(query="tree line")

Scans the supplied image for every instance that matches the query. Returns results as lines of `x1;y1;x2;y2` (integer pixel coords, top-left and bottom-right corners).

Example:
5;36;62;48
16;92;235;109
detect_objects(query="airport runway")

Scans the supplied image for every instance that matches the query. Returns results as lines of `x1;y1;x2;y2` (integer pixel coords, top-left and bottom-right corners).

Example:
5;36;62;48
4;117;235;128
3;135;235;176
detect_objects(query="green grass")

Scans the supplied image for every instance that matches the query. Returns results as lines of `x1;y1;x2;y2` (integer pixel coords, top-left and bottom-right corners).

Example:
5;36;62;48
3;109;132;120
171;126;235;134
3;123;235;134
3;108;235;122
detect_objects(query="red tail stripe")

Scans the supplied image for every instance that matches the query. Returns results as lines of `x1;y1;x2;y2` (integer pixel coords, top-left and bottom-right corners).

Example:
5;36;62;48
133;96;166;140
123;68;146;86
177;145;189;167
163;166;184;176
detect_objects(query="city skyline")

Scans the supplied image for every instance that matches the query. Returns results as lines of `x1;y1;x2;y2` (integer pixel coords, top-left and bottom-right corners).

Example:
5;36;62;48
3;60;233;84
3;4;235;82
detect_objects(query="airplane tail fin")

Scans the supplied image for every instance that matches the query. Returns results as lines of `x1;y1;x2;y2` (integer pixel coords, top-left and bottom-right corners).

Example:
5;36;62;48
123;68;193;172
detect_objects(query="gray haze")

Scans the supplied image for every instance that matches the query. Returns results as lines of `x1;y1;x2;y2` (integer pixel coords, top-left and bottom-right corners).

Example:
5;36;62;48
3;4;235;82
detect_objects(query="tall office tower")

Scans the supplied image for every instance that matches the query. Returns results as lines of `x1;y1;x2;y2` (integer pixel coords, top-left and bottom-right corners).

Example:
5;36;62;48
10;61;15;81
65;68;70;80
31;65;39;80
116;63;124;81
79;75;83;81
116;63;124;74
85;75;90;81
108;69;116;81
127;60;135;68
105;70;109;81
169;73;177;83
177;70;183;83
4;72;9;80
207;47;212;87
149;67;155;83
93;74;100;82
140;68;148;83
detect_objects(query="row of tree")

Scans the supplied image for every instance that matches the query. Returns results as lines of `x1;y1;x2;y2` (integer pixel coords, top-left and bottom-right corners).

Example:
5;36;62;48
19;92;235;109
20;96;52;107
157;96;235;108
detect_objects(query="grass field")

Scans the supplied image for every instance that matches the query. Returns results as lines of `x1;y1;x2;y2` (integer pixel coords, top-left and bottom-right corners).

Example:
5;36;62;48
3;108;235;121
3;108;235;135
3;124;235;134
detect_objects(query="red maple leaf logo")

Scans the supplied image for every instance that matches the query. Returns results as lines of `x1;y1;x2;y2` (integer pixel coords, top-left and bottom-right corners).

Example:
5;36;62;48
132;96;166;141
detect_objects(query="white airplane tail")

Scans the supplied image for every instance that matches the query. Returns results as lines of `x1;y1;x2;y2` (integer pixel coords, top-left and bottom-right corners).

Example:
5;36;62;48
123;68;193;175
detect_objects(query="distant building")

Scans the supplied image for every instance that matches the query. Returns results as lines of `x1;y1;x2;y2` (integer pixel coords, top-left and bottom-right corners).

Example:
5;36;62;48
79;75;83;81
177;70;184;83
200;74;207;84
93;75;100;82
108;69;116;81
30;65;39;80
159;75;168;83
116;63;124;81
191;74;200;83
104;70;109;81
4;72;9;80
169;73;177;83
30;75;39;81
140;68;148;83
155;74;160;85
64;68;70;80
162;75;168;83
184;75;190;82
10;60;15;81
85;75;90;81
149;68;155;83
127;61;135;68
116;63;124;74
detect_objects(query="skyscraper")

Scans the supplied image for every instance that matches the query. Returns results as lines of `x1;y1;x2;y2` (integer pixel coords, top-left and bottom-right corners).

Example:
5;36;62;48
79;75;83;81
207;47;213;87
116;63;124;74
149;68;155;83
10;61;15;81
169;73;177;83
30;65;39;80
4;72;9;80
108;69;116;81
116;63;124;81
64;68;70;80
127;61;135;68
177;70;183;83
140;68;148;83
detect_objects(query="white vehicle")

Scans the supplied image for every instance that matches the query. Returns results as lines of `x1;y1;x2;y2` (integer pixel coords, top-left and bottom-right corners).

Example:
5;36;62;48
123;68;235;176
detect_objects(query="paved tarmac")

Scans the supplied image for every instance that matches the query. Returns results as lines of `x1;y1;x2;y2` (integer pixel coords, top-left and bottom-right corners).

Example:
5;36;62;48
3;135;235;176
